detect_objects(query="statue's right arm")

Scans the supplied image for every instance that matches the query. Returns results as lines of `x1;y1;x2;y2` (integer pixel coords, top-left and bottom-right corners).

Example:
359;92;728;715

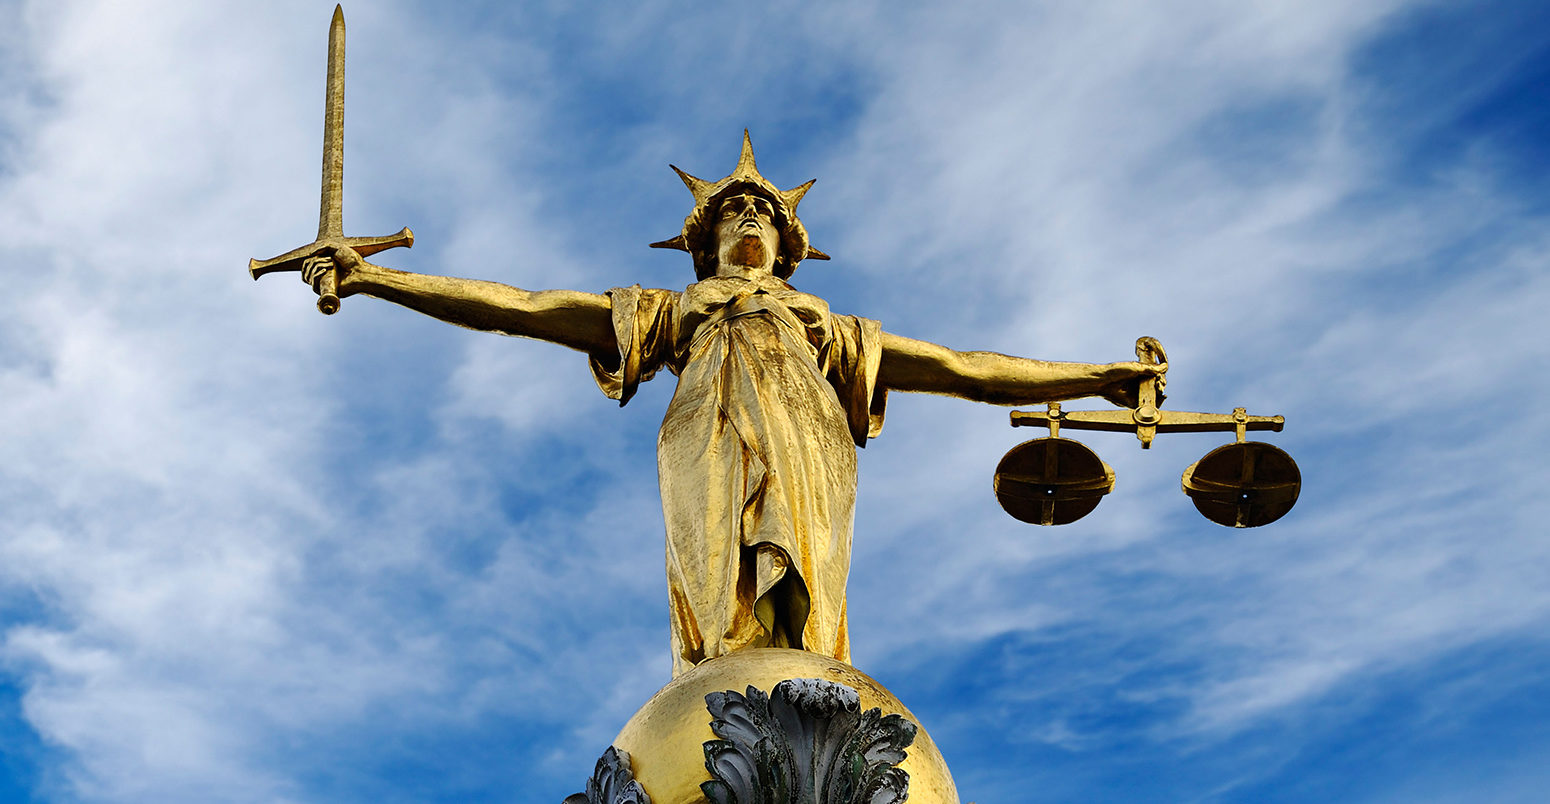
320;247;616;355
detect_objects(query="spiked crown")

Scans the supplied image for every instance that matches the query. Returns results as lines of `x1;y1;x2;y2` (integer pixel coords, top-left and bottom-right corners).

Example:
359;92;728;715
650;131;830;280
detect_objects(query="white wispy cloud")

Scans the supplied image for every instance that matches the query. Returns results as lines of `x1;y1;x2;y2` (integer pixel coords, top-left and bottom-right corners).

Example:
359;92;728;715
0;0;1545;801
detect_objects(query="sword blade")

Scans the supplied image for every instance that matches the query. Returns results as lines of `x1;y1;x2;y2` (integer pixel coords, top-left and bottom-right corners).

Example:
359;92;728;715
317;5;346;240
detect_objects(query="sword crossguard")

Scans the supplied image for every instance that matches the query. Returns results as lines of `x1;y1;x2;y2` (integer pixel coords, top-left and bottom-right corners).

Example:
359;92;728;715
248;229;414;314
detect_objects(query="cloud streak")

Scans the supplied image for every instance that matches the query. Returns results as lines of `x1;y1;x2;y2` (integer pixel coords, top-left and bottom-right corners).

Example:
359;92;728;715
0;0;1546;801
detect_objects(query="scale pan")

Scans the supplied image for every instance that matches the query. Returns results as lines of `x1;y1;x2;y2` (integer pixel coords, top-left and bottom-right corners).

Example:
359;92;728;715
1182;441;1300;528
995;437;1115;526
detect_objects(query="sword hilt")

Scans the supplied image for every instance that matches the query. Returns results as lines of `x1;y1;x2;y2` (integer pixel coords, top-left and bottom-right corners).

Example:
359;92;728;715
247;227;414;315
247;7;408;315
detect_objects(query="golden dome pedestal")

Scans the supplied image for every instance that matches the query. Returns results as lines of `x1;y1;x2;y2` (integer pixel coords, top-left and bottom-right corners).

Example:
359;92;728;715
569;648;960;803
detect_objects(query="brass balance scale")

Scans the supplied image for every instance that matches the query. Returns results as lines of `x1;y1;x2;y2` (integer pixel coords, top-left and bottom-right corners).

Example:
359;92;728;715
996;337;1301;528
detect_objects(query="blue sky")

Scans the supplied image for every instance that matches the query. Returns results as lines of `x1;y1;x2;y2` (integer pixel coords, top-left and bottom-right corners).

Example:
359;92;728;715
1;0;1547;801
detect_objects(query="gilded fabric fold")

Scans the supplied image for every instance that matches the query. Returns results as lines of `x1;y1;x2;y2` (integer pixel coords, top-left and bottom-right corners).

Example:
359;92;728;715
589;278;886;676
588;284;678;405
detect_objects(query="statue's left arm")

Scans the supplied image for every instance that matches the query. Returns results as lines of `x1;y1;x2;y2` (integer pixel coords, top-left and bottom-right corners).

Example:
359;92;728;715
877;331;1162;408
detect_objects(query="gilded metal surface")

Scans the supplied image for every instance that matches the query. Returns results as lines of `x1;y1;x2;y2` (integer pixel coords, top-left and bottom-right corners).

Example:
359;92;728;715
252;24;1164;672
1011;406;1286;439
1008;338;1299;527
612;649;959;804
600;279;875;674
247;6;413;314
650;131;829;280
994;437;1115;525
1131;336;1166;446
1011;338;1284;447
1182;441;1301;528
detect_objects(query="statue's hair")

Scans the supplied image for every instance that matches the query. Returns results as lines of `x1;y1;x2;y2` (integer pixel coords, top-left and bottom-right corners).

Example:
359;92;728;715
650;132;828;280
679;182;805;280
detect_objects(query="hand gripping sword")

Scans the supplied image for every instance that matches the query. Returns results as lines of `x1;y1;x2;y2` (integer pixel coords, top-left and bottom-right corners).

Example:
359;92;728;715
248;5;413;314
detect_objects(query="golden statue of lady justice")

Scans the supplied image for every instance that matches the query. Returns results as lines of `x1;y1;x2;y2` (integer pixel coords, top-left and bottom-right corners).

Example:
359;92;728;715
251;2;1162;681
285;132;1160;676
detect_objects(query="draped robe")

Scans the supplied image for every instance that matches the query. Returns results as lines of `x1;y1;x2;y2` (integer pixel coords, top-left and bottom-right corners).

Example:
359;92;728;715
590;274;886;676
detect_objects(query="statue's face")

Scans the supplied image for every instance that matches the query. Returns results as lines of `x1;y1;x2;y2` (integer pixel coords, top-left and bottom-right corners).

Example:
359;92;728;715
713;193;780;277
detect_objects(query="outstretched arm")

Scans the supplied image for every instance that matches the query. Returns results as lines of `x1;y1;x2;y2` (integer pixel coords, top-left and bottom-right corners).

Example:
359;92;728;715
878;331;1162;408
309;247;616;355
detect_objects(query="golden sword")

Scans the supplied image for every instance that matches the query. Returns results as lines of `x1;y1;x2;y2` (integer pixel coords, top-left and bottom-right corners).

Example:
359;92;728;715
248;5;413;315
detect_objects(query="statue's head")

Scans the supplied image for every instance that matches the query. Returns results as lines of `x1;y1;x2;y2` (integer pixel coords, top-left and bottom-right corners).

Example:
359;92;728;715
651;131;830;280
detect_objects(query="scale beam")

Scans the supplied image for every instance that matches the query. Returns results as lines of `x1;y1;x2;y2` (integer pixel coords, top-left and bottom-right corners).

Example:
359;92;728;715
1012;405;1284;444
